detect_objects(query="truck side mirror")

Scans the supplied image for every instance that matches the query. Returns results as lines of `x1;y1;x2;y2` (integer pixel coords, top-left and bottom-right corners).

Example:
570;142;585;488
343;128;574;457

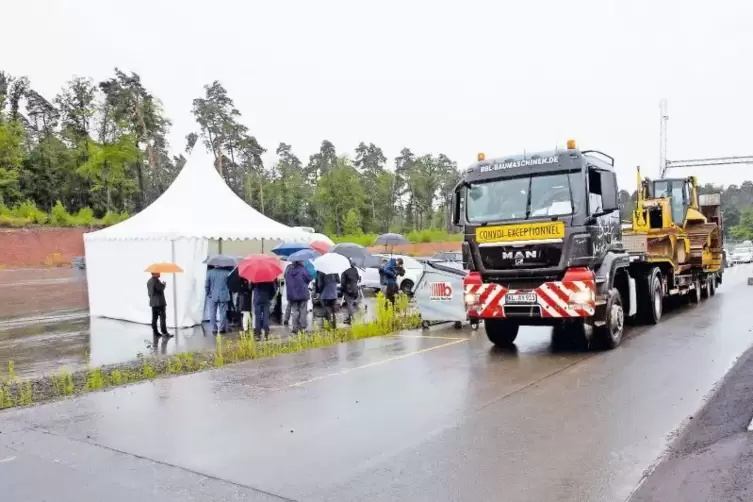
452;191;461;226
600;171;619;213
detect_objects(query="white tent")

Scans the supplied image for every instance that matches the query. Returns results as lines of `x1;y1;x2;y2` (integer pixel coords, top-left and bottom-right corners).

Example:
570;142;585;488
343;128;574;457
84;158;311;329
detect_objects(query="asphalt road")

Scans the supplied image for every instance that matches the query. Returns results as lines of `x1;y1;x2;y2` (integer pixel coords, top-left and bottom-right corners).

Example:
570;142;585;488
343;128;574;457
3;265;753;501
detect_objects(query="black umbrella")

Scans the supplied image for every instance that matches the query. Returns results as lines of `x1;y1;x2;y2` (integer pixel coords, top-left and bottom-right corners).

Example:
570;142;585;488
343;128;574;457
331;243;372;268
374;233;409;247
203;254;239;268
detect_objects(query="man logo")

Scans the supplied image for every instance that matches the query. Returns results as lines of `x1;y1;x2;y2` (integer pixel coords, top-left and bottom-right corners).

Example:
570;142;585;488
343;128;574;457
429;282;453;301
502;250;538;265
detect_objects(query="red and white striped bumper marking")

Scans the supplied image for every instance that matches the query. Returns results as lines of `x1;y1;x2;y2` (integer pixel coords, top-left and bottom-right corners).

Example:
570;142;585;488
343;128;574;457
464;281;596;318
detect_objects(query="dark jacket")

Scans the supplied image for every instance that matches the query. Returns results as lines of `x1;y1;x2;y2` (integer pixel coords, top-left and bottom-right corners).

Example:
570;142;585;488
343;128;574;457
239;278;252;312
286;263;311;302
252;281;277;305
147;277;166;307
316;272;339;301
341;266;360;297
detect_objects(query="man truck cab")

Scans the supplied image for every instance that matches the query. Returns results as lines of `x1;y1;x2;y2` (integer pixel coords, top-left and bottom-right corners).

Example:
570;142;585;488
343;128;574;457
453;140;722;351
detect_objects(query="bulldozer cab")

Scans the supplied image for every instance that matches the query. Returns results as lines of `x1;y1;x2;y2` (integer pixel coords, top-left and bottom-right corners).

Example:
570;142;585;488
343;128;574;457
635;172;704;230
649;178;695;226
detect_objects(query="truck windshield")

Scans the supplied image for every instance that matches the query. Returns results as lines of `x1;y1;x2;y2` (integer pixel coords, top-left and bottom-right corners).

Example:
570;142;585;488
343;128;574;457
465;172;582;223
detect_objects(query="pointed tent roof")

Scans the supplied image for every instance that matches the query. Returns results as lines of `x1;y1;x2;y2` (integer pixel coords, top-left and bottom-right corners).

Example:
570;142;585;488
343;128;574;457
85;159;310;242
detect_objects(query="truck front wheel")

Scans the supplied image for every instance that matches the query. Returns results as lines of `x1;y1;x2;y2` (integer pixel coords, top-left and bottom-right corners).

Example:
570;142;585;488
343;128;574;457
485;319;519;347
593;288;625;350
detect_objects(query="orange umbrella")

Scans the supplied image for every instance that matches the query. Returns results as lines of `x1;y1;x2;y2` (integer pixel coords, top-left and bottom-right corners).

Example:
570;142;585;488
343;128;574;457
309;241;331;255
145;262;183;274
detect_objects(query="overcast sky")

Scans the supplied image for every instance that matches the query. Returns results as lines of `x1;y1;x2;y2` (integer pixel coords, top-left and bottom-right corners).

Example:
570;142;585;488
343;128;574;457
4;0;753;189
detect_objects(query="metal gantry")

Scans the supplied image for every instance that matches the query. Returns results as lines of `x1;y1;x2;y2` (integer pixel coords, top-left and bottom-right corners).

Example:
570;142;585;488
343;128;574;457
658;100;753;178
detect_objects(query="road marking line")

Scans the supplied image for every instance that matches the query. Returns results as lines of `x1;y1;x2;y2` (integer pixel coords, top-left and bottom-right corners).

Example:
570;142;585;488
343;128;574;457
287;338;468;389
0;457;16;464
747;416;753;432
392;334;467;341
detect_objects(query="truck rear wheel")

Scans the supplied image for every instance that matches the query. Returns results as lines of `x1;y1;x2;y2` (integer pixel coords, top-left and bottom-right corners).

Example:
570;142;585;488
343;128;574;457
690;276;702;304
592;288;625;350
485;319;519;347
638;268;662;325
709;275;717;296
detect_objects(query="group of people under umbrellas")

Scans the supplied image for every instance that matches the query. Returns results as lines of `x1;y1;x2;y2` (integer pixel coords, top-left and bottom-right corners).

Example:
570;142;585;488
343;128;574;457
146;233;408;341
203;241;367;341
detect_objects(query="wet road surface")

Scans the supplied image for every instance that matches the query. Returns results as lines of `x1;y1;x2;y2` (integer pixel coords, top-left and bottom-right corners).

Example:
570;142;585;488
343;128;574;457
0;267;378;378
2;266;753;501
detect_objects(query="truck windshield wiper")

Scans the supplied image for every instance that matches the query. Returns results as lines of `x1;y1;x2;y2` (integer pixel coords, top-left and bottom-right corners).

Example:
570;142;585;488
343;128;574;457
524;176;533;219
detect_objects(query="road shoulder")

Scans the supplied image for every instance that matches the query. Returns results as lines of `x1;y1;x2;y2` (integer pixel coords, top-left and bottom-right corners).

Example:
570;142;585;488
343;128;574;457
630;341;753;502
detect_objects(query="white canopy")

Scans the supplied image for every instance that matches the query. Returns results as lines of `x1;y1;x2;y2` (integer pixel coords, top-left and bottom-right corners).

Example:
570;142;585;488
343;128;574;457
84;157;312;328
85;155;309;242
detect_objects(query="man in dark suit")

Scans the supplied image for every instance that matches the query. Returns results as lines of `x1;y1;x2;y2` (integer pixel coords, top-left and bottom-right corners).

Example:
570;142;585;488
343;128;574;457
147;273;172;337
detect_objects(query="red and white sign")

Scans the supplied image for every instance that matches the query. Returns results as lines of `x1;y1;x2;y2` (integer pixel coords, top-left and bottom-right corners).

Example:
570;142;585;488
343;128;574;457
429;282;453;301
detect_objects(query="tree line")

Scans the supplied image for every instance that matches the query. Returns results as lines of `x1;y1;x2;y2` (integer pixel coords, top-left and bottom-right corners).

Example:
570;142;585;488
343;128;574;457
0;69;461;235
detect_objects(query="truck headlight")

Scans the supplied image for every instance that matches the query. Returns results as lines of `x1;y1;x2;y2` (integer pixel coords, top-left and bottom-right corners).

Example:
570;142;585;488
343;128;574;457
570;290;594;305
464;293;480;306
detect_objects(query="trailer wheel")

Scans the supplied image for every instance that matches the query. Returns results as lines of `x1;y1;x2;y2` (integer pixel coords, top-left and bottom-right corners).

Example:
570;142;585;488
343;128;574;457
421;320;431;330
639;267;663;325
592;288;625;350
484;319;518;347
690;276;702;304
453;321;463;329
708;275;716;296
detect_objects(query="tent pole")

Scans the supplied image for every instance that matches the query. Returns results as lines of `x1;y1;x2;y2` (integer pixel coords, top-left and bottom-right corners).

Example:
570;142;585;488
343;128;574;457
219;237;223;254
261;238;264;253
171;239;178;331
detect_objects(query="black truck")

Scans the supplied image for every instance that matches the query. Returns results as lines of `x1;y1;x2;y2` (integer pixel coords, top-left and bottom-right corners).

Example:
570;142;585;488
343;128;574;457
451;140;633;350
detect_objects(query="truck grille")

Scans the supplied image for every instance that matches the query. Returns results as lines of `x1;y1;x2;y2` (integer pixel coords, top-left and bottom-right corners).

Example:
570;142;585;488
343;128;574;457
479;243;562;270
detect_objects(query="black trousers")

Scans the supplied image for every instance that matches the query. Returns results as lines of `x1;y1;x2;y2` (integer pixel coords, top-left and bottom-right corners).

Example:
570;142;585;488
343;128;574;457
321;299;337;329
386;284;399;305
151;306;167;335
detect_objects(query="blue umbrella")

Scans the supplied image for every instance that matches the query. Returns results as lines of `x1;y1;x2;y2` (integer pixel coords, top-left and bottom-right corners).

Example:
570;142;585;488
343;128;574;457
304;260;317;278
288;249;320;262
271;242;313;258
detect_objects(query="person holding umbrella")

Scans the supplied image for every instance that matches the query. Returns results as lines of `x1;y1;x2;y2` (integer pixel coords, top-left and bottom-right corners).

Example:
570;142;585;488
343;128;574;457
147;272;172;337
237;255;286;341
144;262;182;337
285;259;312;333
206;265;232;334
340;259;360;324
383;257;405;305
252;279;277;341
316;271;339;329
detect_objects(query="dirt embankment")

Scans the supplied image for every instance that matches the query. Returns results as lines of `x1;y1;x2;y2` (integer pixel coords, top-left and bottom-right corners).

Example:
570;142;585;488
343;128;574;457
367;241;461;257
0;228;87;268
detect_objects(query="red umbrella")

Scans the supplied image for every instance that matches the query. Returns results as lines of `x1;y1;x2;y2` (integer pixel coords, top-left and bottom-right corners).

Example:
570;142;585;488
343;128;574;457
238;255;284;283
309;241;331;255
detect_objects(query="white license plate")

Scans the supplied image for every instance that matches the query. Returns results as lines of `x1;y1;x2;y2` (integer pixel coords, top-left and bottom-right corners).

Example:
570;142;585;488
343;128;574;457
505;292;537;304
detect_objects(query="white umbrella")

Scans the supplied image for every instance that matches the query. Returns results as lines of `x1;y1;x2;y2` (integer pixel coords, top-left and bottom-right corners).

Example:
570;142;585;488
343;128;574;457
313;252;351;275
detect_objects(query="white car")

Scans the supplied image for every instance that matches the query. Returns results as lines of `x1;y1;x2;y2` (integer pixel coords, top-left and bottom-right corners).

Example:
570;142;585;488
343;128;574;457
732;247;753;264
358;254;424;294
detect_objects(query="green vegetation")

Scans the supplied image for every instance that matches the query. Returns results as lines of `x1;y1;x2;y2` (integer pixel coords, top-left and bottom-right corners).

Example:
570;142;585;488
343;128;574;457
0;293;419;411
1;70;461;235
333;229;464;247
0;200;128;228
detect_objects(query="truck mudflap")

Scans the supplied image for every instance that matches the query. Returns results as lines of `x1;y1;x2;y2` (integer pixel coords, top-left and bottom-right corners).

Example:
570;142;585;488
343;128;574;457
463;268;596;319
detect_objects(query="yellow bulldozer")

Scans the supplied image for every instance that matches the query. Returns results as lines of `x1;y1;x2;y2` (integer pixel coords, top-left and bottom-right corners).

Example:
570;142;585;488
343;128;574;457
624;168;723;277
